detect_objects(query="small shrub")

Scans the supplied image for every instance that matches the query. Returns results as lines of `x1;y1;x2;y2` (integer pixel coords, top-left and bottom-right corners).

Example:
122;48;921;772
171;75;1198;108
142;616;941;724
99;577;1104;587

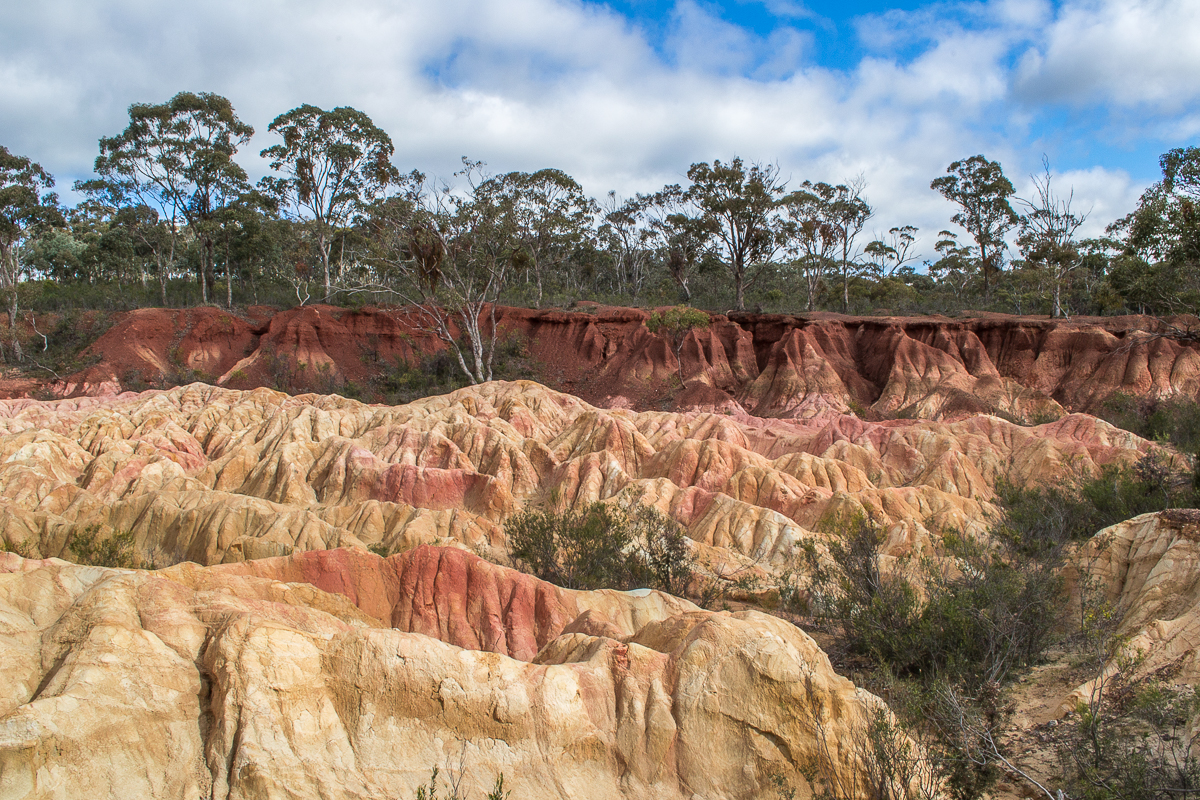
66;526;146;569
1099;391;1200;455
809;515;1059;690
0;538;37;558
994;452;1196;557
506;502;695;594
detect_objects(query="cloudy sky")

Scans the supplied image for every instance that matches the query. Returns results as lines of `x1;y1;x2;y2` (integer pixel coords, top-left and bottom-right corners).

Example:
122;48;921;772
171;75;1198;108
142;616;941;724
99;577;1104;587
2;0;1198;248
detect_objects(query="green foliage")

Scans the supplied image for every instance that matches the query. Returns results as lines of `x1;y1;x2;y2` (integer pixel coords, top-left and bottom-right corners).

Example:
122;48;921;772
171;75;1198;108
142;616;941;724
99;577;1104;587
810;515;1059;690
506;502;694;594
412;766;511;800
994;453;1195;559
646;305;710;381
0;537;36;558
1100;391;1200;455
929;155;1019;299
66;525;146;569
1056;648;1200;799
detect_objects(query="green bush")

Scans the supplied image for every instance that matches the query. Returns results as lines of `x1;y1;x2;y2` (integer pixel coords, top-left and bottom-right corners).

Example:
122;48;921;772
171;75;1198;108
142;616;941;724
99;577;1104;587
66;526;146;569
1099;391;1200;456
506;502;694;594
809;516;1059;690
994;452;1195;558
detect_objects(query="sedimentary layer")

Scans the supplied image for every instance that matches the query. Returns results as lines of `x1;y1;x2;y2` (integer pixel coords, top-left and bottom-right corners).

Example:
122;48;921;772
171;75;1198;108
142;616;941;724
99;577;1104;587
0;546;896;800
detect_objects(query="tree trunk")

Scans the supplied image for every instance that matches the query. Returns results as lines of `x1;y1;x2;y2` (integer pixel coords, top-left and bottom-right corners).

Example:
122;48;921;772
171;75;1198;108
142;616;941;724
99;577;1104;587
158;253;168;307
320;231;332;302
225;239;233;310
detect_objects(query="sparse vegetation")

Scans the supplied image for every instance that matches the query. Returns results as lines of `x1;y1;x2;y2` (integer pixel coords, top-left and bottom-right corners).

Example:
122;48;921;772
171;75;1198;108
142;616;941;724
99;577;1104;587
65;525;146;569
0;537;36;558
506;501;695;594
1099;391;1200;456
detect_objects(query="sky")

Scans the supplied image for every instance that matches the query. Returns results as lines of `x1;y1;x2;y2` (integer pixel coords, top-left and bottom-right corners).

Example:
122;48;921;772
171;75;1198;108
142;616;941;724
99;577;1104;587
2;0;1198;252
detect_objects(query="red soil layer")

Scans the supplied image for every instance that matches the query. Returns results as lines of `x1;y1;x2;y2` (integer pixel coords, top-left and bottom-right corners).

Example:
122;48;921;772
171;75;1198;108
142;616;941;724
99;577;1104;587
28;304;1200;417
217;545;610;662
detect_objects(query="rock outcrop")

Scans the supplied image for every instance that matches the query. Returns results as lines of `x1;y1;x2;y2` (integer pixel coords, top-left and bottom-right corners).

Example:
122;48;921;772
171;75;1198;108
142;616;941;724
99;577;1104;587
1068;509;1200;691
45;305;1200;420
0;546;896;800
0;382;1156;579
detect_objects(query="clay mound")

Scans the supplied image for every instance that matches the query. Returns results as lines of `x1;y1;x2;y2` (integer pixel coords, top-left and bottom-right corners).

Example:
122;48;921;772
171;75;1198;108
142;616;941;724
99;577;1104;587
1063;510;1200;703
0;382;1158;591
0;547;901;800
44;305;1200;421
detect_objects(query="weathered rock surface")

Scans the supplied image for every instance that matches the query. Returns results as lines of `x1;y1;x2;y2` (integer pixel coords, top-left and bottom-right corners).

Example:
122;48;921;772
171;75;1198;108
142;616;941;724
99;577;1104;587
48;305;1200;420
1066;509;1200;696
0;546;892;800
0;382;1155;577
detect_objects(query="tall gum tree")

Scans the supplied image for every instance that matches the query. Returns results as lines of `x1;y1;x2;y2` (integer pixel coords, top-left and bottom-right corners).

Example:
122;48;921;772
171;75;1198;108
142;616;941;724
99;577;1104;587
260;105;399;300
931;155;1018;302
0;145;63;358
683;158;786;311
1016;161;1086;319
80;92;253;306
781;181;843;312
361;161;516;384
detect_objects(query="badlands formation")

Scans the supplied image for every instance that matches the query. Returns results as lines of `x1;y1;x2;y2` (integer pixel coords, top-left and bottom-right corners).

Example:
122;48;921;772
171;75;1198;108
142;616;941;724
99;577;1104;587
1;306;1199;799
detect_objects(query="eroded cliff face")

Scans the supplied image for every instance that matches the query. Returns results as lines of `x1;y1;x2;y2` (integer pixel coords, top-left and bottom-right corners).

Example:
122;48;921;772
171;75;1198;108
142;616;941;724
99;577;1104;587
0;546;893;800
47;305;1200;420
0;382;1156;580
1;306;1197;799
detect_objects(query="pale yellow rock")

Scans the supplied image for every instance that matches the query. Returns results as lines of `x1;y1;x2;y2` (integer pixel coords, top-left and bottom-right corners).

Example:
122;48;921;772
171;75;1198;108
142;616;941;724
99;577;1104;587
0;551;911;800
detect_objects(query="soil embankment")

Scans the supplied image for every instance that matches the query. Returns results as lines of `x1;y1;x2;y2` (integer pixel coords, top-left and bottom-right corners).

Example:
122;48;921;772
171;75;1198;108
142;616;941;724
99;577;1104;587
32;304;1200;420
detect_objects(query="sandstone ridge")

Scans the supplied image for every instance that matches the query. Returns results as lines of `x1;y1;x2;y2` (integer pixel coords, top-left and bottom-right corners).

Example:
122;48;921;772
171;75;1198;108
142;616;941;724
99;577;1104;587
0;382;1156;579
0;546;895;800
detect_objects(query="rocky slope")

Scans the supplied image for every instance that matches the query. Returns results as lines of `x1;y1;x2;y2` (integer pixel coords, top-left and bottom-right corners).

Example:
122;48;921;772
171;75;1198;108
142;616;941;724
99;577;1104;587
46;305;1200;420
0;546;896;800
0;382;1156;582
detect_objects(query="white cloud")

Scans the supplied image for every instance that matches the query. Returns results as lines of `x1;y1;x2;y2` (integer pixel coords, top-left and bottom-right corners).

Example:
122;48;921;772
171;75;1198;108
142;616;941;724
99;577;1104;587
1014;0;1200;110
0;0;1186;252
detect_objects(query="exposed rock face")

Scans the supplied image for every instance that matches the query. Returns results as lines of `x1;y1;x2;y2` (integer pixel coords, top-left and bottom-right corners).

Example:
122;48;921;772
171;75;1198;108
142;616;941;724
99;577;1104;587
49;305;1200;419
0;382;1155;577
0;546;892;800
1068;509;1200;692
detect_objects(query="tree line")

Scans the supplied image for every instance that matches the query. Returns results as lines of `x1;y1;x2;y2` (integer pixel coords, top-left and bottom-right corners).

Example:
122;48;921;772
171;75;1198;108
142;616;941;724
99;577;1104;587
1;91;1197;364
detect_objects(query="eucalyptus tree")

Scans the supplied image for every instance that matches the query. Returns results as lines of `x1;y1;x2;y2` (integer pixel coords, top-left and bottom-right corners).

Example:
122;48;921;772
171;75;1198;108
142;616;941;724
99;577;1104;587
260;105;399;300
829;177;873;312
598;192;653;299
0;145;63;357
362;161;517;384
930;155;1019;302
1016;162;1086;318
864;226;920;279
781;182;843;311
496;168;596;304
639;186;713;302
1108;146;1200;312
80;92;253;305
681;158;787;310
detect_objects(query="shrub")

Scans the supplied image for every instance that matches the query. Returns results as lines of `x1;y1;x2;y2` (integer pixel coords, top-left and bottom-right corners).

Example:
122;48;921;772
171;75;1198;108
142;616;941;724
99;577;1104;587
0;538;37;558
506;502;695;594
646;306;710;381
809;515;1059;690
66;526;146;569
1099;391;1200;456
994;452;1196;558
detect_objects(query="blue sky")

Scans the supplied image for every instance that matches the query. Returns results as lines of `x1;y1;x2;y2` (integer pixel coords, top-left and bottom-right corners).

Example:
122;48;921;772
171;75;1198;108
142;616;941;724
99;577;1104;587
1;0;1197;247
